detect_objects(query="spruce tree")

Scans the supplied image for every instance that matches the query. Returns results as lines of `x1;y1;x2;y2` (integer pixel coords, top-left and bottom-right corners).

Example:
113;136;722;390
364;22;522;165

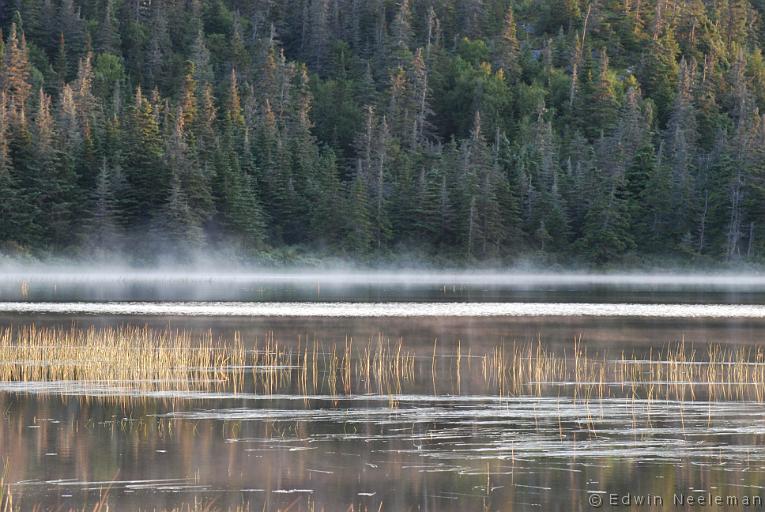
0;91;21;244
154;171;205;253
122;87;167;229
576;176;635;263
496;6;521;82
345;170;372;255
85;159;121;255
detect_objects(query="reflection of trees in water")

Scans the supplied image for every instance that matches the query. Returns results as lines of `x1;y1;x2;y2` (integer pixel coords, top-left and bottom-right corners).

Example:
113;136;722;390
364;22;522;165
2;392;765;511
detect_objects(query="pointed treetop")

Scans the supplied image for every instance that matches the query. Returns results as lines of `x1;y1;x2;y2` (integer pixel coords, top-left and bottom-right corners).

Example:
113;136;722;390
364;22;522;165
392;0;413;51
35;88;54;145
227;68;244;126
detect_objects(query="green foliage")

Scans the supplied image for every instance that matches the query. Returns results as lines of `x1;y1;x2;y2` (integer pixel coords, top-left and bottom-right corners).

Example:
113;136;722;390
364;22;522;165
0;1;765;265
640;32;680;125
576;177;635;264
93;52;124;96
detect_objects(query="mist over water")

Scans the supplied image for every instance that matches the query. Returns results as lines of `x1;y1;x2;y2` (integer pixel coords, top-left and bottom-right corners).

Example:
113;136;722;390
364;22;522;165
4;265;765;288
4;265;765;304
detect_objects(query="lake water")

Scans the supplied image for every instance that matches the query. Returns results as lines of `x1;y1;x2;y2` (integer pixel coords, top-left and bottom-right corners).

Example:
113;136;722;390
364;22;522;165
1;272;765;511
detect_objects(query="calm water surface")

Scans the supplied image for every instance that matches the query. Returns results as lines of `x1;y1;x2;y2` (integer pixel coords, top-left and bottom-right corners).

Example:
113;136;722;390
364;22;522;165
1;273;765;511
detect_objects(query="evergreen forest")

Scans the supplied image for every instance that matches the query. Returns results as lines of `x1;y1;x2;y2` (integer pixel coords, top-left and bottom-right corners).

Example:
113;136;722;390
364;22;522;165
1;0;765;265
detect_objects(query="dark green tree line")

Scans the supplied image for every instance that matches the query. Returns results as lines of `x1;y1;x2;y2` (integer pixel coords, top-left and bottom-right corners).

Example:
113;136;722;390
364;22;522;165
1;0;765;264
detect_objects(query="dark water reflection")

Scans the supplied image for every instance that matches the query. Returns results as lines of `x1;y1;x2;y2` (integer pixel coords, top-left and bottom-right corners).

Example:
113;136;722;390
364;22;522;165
3;392;765;511
5;271;765;304
3;313;765;354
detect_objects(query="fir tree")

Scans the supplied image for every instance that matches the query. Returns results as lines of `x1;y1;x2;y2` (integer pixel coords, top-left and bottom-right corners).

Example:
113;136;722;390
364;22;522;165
576;176;635;263
0;91;21;244
153;171;205;253
496;6;521;82
85;159;121;254
122;87;167;228
345;170;372;254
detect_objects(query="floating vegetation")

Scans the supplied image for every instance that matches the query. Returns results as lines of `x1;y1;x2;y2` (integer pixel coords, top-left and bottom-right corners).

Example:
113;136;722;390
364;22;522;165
1;326;765;402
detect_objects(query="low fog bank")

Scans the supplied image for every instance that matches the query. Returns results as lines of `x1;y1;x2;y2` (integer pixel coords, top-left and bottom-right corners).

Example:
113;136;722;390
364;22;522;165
4;258;765;291
6;245;765;284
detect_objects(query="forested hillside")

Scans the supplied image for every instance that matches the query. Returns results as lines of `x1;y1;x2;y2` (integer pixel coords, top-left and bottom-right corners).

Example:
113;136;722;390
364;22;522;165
1;0;764;264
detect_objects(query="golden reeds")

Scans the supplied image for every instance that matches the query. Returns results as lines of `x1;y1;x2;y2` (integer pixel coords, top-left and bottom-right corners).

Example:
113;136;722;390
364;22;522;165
0;326;241;393
1;325;765;402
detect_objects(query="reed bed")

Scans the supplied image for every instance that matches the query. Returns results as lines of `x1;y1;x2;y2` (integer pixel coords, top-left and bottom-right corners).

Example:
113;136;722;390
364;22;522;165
1;326;765;402
0;326;240;393
487;338;765;402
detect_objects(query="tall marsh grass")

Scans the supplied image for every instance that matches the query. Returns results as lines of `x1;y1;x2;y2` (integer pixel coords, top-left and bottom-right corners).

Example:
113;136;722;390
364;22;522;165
0;326;764;401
